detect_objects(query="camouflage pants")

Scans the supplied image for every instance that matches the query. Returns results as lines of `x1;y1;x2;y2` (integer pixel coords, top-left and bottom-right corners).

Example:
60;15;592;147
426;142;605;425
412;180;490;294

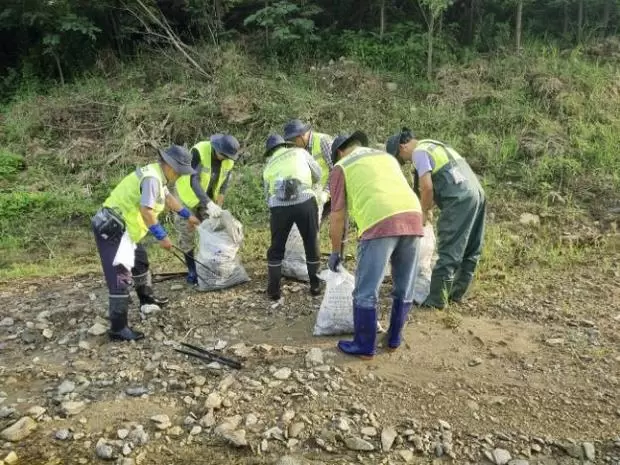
174;209;197;253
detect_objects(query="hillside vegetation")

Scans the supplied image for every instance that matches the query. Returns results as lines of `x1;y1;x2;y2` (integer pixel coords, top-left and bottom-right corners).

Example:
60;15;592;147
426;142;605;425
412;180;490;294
1;43;619;278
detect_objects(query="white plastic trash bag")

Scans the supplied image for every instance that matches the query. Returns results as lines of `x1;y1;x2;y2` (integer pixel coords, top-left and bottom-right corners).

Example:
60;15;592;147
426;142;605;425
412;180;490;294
413;224;437;304
313;268;355;336
196;210;250;291
282;195;324;282
112;232;136;270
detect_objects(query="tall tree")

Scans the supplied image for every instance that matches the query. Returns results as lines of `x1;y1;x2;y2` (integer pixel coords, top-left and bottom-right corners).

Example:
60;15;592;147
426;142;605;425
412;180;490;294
417;0;452;80
577;0;584;41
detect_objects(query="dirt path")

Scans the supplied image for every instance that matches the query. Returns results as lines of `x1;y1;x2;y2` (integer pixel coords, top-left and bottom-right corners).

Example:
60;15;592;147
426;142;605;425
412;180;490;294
0;258;618;465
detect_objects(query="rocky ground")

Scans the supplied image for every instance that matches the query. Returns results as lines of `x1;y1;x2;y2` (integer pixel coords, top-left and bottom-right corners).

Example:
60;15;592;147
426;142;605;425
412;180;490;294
0;253;619;465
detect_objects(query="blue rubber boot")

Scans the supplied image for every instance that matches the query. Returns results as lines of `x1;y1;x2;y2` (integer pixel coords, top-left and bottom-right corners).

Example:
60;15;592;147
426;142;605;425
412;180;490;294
185;250;197;285
387;299;412;350
337;305;377;359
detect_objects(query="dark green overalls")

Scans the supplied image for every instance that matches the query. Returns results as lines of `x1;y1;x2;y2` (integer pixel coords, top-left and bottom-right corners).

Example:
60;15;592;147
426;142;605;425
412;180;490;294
414;140;486;308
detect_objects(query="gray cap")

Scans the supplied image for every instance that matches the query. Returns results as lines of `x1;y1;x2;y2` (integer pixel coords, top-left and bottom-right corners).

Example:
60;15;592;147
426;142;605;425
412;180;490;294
210;134;241;161
159;145;195;175
283;119;311;141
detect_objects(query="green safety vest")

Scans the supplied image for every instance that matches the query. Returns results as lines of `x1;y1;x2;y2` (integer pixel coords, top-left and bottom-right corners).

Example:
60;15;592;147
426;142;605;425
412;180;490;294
309;132;332;188
103;163;166;243
263;147;314;196
337;148;421;237
175;141;235;208
416;139;463;175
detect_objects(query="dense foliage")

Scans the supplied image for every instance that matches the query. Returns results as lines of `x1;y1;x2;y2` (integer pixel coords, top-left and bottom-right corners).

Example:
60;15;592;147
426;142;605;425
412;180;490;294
1;0;618;97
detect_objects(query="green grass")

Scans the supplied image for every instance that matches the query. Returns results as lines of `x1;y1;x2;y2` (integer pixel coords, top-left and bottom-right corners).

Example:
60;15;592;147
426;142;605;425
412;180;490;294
0;42;618;279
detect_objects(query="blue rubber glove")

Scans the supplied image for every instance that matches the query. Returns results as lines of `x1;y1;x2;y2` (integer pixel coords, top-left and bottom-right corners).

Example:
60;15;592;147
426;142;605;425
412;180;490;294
328;252;342;272
148;223;168;240
177;207;191;219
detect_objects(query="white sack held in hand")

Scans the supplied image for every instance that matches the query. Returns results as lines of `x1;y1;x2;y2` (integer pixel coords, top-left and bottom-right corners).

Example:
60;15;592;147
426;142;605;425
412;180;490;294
413;224;437;304
313;268;355;336
196;210;250;291
112;232;136;271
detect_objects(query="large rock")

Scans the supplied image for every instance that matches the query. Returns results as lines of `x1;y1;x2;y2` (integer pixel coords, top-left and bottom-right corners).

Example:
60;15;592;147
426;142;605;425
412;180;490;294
57;380;76;396
61;401;86;416
4;451;19;465
488;448;512;465
305;348;324;367
381;426;397;452
88;322;108;336
345;436;374;451
273;368;292;380
95;439;115;460
150;414;172;430
1;417;37;442
205;392;223;409
583;442;595;461
222;429;248;447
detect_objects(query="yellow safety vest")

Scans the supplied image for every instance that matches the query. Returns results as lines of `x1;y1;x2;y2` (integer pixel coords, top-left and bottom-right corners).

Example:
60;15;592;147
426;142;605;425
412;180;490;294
337;148;421;237
175;141;235;208
309;132;332;188
263;147;314;196
416;139;463;175
103;163;166;243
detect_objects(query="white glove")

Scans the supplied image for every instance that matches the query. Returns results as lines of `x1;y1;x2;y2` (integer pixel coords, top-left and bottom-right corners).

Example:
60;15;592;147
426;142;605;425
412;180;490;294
206;201;222;218
320;190;330;204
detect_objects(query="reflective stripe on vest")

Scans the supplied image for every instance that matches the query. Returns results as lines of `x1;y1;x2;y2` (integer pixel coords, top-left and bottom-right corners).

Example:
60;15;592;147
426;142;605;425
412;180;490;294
263;147;313;196
337;148;421;237
416;139;463;175
176;141;235;208
310;132;331;188
103;163;166;243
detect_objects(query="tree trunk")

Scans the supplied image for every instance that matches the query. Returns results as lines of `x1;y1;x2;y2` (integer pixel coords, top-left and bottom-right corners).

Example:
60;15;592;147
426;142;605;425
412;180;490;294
468;0;476;44
563;0;569;37
379;0;385;39
53;52;65;86
427;15;434;80
602;0;612;34
577;0;584;42
264;0;269;49
515;0;523;52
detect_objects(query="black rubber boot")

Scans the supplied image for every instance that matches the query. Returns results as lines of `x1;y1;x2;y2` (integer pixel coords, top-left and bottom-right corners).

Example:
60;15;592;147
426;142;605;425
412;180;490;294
307;262;322;296
108;295;144;342
136;285;169;307
267;263;282;300
450;263;476;303
422;278;453;310
185;250;198;285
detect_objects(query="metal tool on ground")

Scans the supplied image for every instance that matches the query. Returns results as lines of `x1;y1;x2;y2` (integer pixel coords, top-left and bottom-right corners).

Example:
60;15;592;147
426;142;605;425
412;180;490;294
170;244;212;272
173;342;243;369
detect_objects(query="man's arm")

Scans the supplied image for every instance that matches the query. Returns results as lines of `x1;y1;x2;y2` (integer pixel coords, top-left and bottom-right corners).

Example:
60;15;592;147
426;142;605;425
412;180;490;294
328;166;347;253
330;208;346;254
216;171;233;206
419;172;434;223
139;178;172;248
305;151;322;185
412;149;435;224
189;149;211;205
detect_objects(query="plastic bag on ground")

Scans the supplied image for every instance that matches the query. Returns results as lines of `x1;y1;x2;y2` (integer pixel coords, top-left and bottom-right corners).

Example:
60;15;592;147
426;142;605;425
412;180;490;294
282;196;324;282
412;224;437;304
196;210;250;291
313;268;355;336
